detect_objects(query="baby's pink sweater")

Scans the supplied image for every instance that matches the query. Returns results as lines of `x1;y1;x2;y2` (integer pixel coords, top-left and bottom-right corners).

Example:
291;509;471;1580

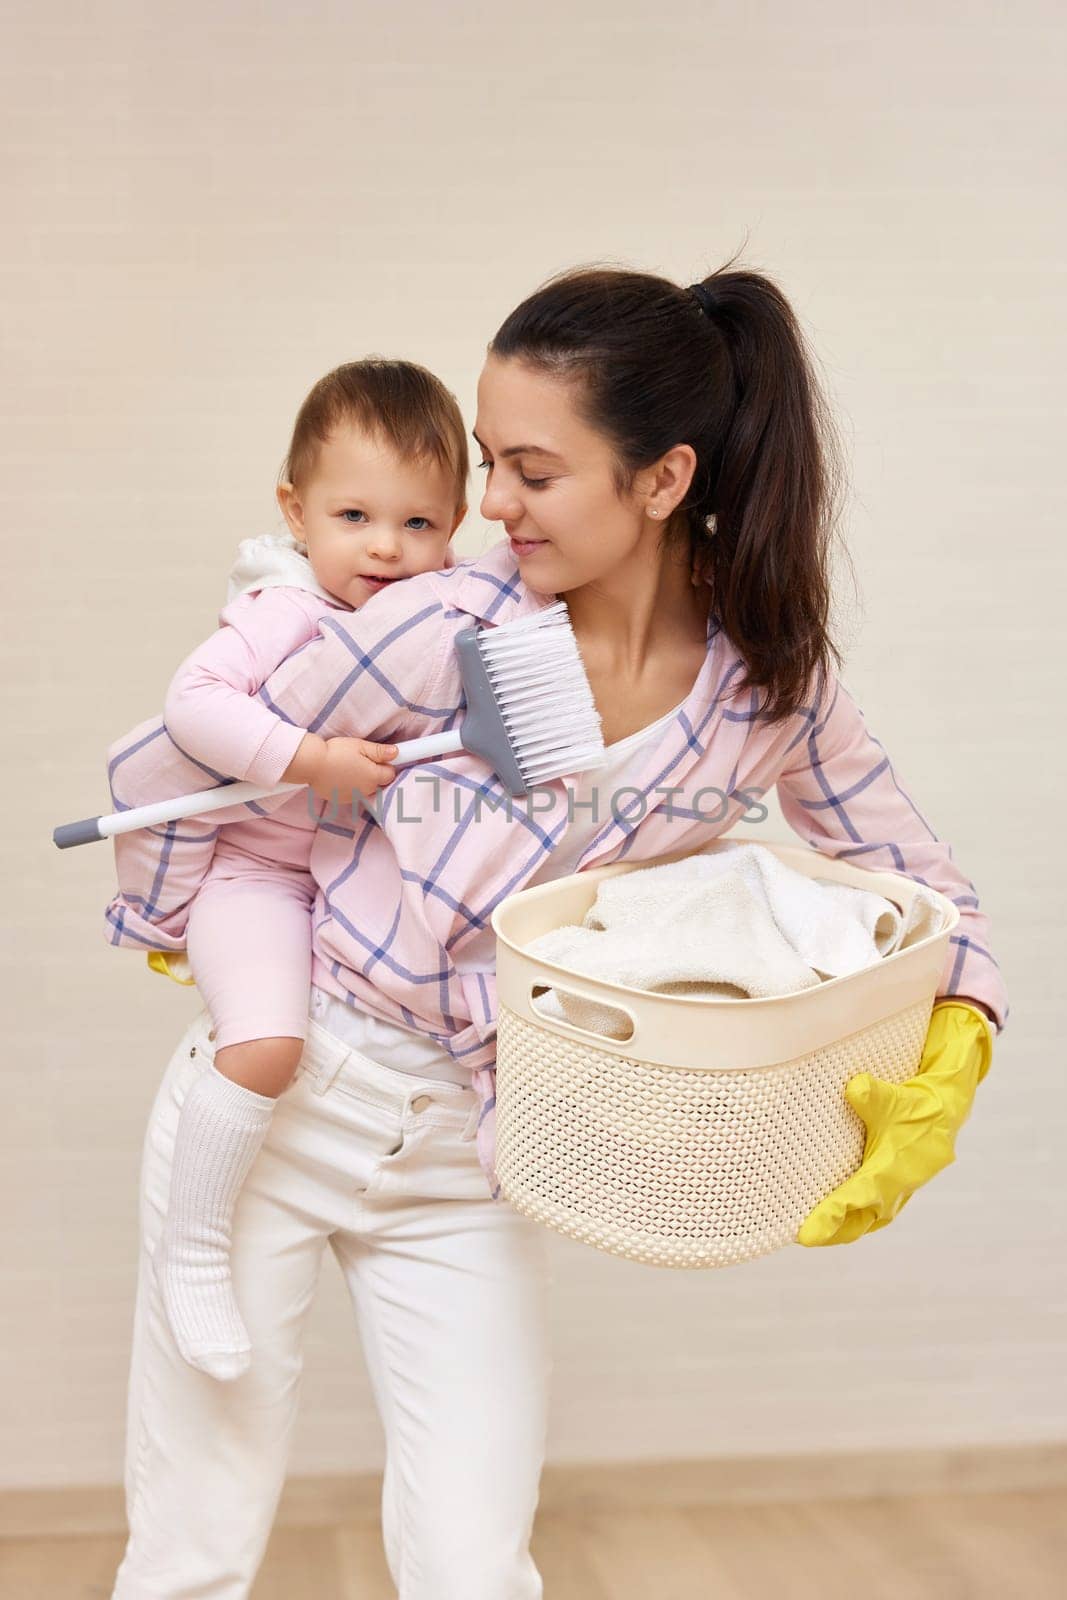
160;585;350;868
106;584;348;936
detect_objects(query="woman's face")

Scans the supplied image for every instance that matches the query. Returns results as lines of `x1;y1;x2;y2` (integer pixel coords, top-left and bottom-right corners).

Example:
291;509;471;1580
473;353;662;594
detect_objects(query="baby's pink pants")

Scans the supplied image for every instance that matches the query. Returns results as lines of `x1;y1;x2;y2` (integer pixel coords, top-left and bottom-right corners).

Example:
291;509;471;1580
185;829;317;1050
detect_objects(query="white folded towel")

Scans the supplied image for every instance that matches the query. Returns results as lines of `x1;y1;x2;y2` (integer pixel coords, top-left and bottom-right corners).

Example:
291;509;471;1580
527;839;946;1038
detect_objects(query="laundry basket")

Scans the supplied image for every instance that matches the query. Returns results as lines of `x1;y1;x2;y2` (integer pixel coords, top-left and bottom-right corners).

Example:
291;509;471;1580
491;840;958;1269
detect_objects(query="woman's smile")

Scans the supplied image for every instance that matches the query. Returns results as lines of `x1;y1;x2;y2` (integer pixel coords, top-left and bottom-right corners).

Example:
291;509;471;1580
508;536;548;557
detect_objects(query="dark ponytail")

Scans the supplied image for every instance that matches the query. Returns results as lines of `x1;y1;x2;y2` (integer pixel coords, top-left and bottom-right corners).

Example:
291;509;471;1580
489;251;853;723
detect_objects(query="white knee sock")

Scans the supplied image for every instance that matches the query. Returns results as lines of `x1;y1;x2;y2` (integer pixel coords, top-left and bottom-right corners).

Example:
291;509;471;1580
156;1062;276;1382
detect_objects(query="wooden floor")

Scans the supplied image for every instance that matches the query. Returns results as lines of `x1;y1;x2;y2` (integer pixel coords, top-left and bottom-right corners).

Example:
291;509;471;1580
1;1486;1064;1599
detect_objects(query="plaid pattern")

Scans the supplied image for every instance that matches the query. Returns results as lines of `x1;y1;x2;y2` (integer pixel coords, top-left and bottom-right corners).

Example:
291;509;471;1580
104;539;1009;1199
104;586;344;957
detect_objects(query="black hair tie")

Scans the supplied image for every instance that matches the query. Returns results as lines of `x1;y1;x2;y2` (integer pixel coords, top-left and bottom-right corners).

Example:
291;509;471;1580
687;282;718;322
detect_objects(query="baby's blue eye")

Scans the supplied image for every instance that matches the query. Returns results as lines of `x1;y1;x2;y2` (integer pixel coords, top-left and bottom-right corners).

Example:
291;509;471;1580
407;517;432;531
340;509;366;523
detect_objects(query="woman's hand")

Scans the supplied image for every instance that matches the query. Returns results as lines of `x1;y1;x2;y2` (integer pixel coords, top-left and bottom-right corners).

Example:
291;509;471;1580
795;1000;995;1248
283;732;399;805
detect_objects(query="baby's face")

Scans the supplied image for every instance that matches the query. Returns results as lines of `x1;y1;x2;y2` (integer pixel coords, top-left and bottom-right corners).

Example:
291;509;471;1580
280;423;463;607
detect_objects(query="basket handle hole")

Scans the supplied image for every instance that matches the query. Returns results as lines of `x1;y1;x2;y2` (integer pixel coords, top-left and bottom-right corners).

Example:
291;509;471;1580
530;983;636;1042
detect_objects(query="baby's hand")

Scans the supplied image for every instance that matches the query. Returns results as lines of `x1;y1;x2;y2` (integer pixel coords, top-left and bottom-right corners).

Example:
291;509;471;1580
309;737;399;806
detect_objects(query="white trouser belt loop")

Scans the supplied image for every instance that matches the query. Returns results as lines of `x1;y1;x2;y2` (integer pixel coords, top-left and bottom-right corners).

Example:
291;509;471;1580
302;1021;352;1096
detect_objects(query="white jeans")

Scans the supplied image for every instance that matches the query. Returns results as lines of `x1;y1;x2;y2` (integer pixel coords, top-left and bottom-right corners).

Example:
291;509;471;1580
111;1009;553;1600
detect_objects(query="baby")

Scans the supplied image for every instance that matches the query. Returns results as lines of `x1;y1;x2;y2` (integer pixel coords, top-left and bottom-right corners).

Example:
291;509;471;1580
142;358;467;1380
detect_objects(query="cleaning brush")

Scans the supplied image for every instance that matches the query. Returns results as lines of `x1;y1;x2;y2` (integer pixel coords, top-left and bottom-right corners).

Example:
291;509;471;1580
53;599;606;848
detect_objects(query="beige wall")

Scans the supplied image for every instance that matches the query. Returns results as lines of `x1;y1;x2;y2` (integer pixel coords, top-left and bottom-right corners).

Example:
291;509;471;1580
3;0;1064;1488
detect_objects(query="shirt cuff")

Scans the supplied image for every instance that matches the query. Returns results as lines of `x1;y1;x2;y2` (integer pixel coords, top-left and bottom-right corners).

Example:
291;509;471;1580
243;717;311;787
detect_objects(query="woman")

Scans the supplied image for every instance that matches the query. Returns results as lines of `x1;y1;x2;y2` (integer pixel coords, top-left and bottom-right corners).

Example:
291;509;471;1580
107;262;1007;1599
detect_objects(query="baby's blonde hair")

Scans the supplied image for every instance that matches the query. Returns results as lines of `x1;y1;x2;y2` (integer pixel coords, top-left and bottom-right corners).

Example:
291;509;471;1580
283;358;469;511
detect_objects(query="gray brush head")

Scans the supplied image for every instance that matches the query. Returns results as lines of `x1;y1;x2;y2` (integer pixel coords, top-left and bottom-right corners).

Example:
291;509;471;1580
455;602;606;798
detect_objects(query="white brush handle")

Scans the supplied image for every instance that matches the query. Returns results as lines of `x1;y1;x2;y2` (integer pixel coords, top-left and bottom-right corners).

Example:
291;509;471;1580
53;730;469;846
391;729;465;763
67;779;306;841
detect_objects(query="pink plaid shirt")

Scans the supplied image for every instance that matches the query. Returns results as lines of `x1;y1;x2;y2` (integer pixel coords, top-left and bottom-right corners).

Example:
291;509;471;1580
105;538;1009;1198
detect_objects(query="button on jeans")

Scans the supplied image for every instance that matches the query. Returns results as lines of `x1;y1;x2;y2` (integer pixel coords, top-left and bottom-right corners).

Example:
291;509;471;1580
111;1009;553;1600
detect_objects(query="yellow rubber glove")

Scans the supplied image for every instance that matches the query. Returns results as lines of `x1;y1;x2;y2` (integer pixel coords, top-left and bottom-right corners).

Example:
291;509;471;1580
146;950;196;986
796;1000;995;1248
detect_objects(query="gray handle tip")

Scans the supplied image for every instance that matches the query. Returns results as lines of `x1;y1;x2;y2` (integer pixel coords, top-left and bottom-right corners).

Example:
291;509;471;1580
53;817;104;849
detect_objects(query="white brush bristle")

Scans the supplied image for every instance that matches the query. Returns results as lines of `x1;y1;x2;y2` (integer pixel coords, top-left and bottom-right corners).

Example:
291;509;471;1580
477;601;606;785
